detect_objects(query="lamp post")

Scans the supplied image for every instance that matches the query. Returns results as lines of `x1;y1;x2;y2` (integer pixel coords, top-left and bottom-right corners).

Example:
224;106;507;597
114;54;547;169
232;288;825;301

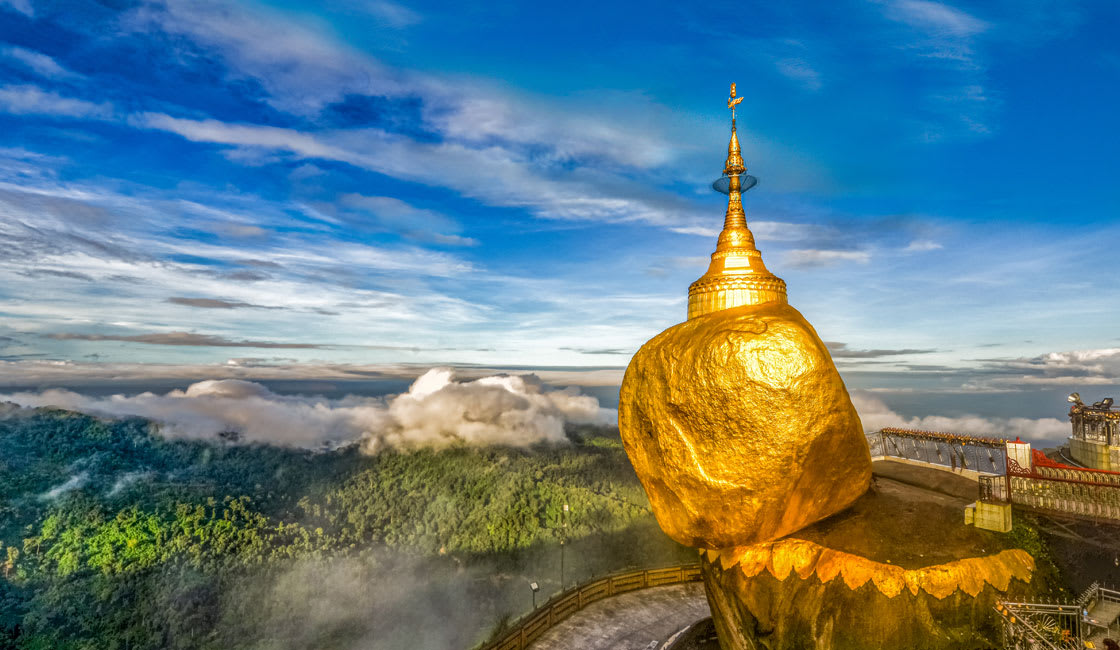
560;503;569;590
529;581;540;610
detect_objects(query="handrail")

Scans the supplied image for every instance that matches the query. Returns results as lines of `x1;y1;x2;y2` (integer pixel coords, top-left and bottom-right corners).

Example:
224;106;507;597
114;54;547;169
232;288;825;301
879;427;1009;447
1078;582;1101;607
474;563;703;650
997;601;1081;614
1099;586;1120;603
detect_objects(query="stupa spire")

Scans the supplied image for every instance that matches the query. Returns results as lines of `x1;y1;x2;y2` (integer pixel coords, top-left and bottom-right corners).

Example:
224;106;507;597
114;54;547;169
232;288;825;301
686;83;787;320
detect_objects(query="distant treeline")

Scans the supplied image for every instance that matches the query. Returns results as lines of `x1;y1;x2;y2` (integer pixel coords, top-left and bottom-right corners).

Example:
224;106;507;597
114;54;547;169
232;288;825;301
0;407;690;649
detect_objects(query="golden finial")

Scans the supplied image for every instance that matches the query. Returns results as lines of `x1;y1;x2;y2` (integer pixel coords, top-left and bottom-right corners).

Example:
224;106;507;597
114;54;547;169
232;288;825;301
727;82;744;119
686;83;786;319
724;83;745;175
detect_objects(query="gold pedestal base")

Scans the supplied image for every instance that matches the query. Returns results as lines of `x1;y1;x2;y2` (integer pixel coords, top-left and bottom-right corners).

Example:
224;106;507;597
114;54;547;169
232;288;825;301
702;541;1034;650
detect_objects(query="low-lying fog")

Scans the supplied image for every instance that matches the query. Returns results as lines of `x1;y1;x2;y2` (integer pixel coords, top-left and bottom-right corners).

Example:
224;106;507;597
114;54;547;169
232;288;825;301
0;366;1077;448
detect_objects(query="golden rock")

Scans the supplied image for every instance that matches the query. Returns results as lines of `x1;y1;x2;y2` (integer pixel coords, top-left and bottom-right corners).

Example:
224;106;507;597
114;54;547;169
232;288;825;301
618;84;871;549
619;301;871;548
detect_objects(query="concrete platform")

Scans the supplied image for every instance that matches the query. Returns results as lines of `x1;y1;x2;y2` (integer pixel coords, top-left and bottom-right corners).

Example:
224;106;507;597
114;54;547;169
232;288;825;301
871;459;981;501
528;582;709;650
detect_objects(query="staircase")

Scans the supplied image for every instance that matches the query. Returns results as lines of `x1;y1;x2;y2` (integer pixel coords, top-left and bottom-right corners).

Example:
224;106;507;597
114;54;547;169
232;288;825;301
1080;583;1120;648
997;584;1120;649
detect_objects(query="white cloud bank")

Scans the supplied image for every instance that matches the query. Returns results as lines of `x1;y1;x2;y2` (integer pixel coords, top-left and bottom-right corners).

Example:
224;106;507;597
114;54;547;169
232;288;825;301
0;368;614;453
851;391;1069;445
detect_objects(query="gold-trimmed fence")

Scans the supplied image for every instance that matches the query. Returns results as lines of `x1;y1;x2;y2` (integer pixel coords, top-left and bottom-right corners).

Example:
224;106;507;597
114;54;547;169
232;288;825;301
477;563;703;650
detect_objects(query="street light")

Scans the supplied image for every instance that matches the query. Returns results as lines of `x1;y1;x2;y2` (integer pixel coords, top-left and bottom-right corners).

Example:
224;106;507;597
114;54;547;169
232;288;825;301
560;503;569;590
529;581;540;610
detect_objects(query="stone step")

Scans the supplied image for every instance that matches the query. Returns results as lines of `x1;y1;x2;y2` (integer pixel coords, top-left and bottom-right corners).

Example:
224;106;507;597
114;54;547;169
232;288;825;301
1089;599;1120;626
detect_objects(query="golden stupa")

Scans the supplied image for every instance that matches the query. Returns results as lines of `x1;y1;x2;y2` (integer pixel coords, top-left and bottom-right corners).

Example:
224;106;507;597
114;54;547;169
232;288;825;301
620;87;1039;649
618;84;872;549
687;84;787;318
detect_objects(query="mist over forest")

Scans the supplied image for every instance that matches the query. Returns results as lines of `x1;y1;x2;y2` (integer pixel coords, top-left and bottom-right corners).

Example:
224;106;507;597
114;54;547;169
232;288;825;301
0;373;692;650
0;368;614;451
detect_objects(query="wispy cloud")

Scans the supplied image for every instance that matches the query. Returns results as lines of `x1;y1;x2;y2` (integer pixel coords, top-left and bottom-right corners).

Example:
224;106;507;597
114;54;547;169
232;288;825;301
559;346;632;356
877;0;995;137
45;331;323;348
885;0;988;38
0;84;113;119
967;348;1120;389
0;0;33;18
645;255;707;277
123;0;675;168
18;268;95;281
166;297;273;310
362;1;422;29
667;221;822;241
774;58;822;92
123;0;403;116
338;194;477;246
1;46;80;80
132;112;699;227
785;249;870;267
826;342;938;358
904;239;942;252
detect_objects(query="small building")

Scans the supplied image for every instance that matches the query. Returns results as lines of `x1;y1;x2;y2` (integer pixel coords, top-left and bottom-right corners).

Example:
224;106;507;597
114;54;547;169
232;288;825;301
1068;393;1120;471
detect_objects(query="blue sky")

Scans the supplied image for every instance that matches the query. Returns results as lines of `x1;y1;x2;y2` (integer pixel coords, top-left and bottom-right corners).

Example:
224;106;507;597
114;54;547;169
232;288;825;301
0;0;1118;432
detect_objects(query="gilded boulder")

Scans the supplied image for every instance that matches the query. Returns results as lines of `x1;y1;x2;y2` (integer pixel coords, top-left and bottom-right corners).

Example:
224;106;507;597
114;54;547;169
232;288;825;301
618;301;871;549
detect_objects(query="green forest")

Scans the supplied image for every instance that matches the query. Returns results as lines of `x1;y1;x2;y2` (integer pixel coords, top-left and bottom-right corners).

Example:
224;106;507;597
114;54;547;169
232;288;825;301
0;404;692;650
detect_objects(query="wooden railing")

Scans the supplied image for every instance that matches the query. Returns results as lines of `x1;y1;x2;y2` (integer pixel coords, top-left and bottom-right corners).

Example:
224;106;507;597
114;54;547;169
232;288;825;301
476;563;703;650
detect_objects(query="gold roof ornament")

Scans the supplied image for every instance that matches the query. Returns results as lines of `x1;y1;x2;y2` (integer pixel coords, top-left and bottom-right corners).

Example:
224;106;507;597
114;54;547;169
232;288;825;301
686;83;787;319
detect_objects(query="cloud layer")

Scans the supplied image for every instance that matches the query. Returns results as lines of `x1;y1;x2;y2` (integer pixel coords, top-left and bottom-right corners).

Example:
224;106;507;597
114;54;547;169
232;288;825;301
850;391;1069;445
0;368;613;452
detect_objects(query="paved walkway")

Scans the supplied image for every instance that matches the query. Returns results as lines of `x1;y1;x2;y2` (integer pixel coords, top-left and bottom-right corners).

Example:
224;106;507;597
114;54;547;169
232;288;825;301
529;582;710;650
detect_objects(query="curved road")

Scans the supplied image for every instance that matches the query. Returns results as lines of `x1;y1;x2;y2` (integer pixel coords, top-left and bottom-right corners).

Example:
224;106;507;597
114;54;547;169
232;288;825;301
528;582;710;650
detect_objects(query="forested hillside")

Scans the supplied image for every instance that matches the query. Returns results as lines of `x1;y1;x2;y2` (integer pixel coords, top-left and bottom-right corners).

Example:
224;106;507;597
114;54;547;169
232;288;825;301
0;405;690;650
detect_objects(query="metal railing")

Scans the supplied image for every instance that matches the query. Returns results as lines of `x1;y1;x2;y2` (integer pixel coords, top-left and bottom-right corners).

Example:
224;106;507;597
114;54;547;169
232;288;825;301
995;600;1084;650
476;563;703;650
997;584;1120;649
995;600;1082;650
867;430;1008;476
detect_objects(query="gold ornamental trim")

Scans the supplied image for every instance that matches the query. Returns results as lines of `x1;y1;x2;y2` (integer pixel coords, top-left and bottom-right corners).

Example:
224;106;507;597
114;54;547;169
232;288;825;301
703;538;1035;600
689;276;788;292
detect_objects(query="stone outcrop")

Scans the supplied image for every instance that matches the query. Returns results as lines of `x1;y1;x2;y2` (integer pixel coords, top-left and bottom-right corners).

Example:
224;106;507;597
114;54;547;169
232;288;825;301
618;301;871;549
